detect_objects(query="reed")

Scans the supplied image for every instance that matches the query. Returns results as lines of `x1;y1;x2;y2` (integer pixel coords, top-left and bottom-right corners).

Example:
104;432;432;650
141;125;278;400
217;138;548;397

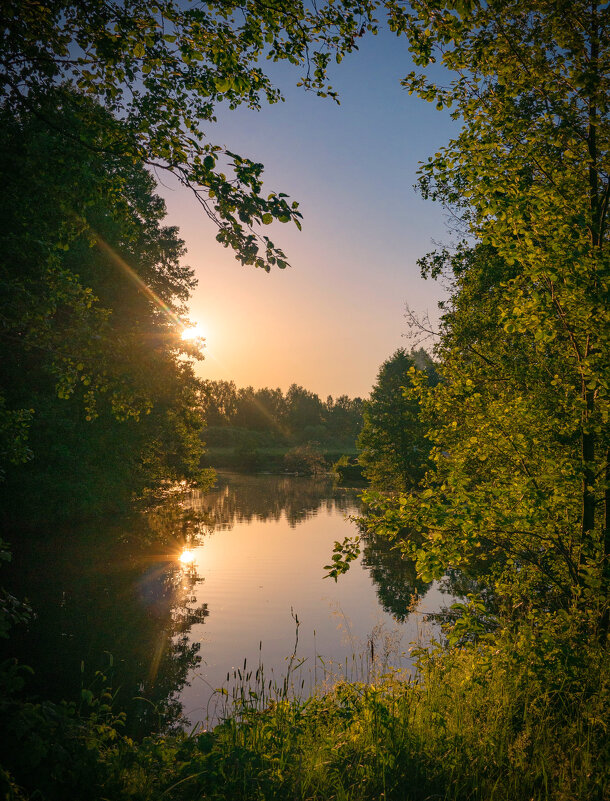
2;619;607;800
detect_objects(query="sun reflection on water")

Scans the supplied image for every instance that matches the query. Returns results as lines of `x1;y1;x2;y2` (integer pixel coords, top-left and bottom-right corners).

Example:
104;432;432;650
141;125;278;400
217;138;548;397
179;548;196;565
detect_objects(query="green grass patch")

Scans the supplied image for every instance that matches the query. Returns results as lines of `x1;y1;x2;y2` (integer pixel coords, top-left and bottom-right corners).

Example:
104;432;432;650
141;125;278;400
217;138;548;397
3;621;607;800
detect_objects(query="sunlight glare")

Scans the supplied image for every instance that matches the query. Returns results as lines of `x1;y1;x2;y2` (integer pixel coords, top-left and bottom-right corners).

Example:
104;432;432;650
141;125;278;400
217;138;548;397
181;322;206;341
179;548;196;564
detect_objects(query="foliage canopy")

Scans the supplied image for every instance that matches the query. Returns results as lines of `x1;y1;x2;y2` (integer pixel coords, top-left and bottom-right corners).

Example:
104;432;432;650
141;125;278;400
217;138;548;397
2;0;378;270
0;97;210;515
358;0;610;639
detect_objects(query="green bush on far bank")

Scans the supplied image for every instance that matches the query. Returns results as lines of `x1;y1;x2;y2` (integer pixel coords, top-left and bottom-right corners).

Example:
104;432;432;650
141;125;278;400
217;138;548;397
203;439;359;475
332;455;366;484
283;444;326;475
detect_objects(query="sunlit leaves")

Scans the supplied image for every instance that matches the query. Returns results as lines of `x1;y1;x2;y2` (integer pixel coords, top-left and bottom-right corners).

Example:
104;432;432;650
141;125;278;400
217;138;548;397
2;0;379;270
324;536;361;581
366;1;610;638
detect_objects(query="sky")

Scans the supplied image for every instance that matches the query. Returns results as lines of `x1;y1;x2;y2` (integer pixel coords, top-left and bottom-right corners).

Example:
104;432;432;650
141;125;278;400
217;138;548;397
158;27;459;400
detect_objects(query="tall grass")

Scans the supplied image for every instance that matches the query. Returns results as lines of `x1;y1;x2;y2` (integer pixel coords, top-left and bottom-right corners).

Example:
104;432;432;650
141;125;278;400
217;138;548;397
187;630;607;801
205;612;412;726
2;619;608;800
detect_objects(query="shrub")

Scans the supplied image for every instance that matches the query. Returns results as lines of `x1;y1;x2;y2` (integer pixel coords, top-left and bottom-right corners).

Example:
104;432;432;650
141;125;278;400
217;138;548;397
283;445;326;476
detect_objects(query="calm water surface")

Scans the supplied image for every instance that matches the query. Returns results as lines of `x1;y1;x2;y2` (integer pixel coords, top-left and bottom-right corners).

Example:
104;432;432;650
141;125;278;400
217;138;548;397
4;472;450;731
180;473;448;724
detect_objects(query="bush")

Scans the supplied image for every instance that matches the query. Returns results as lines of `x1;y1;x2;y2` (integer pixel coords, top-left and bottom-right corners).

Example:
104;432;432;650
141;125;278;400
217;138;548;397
332;455;366;484
283;444;326;475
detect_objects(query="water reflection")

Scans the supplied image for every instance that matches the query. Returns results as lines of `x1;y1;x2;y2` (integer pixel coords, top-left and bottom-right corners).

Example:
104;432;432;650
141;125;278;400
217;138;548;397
2;498;209;736
179;474;445;726
3;473;444;735
361;531;432;622
186;472;360;529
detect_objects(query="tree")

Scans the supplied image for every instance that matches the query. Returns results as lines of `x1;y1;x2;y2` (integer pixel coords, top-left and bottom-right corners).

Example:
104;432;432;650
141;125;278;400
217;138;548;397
234;386;288;437
378;244;582;608
358;348;437;492
285;384;326;441
201;380;238;427
369;0;610;635
1;1;379;488
2;0;378;270
326;394;364;443
0;97;208;518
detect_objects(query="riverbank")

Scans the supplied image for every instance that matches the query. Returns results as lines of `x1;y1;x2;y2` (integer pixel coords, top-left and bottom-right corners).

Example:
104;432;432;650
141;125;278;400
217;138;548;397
2;621;607;800
203;443;364;479
2;476;607;801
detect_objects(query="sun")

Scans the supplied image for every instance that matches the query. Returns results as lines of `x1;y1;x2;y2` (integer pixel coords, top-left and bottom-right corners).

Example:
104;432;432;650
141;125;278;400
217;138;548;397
181;322;206;341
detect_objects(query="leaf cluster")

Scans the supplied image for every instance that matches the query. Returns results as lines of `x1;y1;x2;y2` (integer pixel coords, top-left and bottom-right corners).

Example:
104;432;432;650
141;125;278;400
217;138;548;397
2;0;379;270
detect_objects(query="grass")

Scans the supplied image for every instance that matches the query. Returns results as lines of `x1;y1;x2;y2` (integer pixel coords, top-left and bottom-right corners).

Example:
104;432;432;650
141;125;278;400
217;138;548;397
3;618;607;801
174;631;608;801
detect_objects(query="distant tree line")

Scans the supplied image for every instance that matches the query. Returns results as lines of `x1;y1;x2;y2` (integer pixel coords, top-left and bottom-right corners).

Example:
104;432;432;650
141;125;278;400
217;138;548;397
200;380;364;449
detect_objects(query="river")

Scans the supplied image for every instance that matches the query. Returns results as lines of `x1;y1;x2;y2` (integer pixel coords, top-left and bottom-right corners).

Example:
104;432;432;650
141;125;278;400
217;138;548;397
2;472;452;733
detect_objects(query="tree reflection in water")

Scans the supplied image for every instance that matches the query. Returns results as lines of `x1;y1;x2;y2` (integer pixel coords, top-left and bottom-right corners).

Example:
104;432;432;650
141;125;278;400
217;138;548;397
190;473;437;627
3;474;446;736
186;471;360;529
2;496;210;736
360;530;432;622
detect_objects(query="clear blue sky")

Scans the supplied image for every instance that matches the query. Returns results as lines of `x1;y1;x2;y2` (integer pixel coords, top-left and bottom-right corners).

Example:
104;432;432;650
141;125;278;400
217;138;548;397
159;26;458;399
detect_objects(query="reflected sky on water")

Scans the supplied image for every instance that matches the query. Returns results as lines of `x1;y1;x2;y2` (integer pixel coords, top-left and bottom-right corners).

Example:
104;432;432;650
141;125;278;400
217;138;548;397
3;473;452;732
179;473;448;726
